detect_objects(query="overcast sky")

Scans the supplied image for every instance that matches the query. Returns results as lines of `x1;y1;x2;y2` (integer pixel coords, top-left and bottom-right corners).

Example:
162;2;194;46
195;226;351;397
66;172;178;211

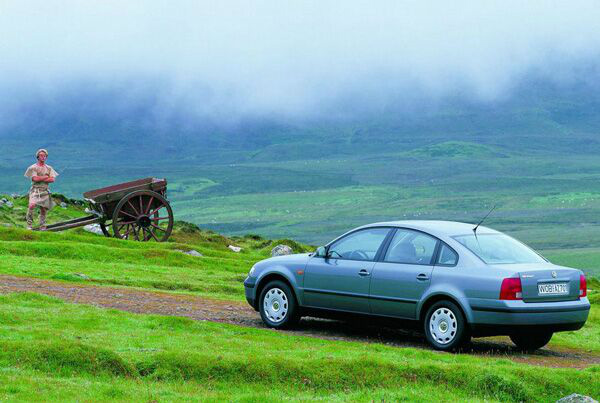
1;0;600;121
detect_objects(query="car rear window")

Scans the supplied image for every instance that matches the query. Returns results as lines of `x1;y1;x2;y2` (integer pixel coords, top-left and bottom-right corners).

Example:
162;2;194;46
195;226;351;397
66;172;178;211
452;233;546;264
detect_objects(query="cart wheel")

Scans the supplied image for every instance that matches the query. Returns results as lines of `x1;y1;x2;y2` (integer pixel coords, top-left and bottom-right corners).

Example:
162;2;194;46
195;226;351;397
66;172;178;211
112;190;174;242
99;223;111;237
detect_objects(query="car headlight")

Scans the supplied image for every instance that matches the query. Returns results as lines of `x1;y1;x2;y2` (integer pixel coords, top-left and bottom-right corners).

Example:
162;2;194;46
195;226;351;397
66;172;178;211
249;266;257;277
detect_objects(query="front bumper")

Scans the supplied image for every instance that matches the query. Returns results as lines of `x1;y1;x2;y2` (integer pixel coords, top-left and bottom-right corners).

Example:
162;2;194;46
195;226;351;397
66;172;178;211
244;277;257;310
468;297;590;335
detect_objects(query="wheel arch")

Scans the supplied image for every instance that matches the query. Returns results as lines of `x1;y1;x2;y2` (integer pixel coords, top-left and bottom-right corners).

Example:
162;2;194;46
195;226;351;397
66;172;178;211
254;272;300;311
418;293;472;324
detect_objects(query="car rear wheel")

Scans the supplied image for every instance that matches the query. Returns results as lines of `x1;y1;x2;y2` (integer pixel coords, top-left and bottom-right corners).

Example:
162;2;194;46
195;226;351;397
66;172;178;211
259;280;300;329
424;301;469;351
510;332;553;352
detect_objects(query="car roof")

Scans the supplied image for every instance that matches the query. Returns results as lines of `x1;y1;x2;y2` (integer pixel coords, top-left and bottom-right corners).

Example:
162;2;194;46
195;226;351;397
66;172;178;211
359;220;499;238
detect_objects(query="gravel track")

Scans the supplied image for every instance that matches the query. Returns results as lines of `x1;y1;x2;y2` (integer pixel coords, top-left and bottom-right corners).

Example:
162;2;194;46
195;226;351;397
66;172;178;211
1;274;597;369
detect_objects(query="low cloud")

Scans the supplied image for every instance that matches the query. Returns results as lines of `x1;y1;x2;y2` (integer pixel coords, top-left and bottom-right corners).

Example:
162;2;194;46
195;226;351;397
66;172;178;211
1;0;600;124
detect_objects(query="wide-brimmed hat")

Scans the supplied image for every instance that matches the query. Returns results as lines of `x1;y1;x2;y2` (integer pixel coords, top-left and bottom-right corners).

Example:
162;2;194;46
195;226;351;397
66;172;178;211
36;149;48;158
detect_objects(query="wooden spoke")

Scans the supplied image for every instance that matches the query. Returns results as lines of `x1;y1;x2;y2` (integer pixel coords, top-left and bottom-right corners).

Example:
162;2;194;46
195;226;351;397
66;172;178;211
150;223;166;232
145;196;154;214
117;220;136;227
119;210;138;219
122;224;133;240
148;204;165;217
139;196;143;217
150;216;169;221
127;199;141;216
147;228;159;241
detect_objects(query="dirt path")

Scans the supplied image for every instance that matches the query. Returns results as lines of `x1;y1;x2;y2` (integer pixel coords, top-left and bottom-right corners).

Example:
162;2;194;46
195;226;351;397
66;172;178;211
1;274;598;368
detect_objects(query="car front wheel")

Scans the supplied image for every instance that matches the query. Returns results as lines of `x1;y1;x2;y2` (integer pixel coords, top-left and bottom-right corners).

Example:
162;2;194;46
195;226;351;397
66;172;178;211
424;301;469;351
510;332;553;352
259;280;300;329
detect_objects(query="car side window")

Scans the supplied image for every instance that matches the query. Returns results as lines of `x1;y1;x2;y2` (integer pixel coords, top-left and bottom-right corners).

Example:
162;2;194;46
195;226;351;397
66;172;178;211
437;243;458;266
328;228;390;261
384;229;438;265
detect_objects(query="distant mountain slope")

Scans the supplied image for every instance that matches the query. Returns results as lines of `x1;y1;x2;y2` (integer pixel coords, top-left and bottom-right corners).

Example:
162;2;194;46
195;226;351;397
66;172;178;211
2;75;600;243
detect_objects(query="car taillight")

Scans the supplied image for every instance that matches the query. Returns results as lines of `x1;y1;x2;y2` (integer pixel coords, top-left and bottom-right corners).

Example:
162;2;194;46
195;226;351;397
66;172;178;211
500;277;522;300
580;274;587;298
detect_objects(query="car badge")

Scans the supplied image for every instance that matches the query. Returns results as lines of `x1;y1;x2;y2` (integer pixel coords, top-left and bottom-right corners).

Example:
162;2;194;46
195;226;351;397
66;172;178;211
551;271;557;278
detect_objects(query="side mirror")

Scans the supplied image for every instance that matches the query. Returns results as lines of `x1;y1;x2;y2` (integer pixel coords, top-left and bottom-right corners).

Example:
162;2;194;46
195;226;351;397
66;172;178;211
314;246;327;258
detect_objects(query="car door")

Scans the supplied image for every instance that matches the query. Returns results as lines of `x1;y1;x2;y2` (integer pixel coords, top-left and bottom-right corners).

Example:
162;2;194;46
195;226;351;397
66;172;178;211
369;228;438;319
303;227;392;314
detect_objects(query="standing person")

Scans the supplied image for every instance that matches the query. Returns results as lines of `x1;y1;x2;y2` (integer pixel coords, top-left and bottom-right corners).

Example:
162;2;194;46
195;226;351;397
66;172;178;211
24;149;58;230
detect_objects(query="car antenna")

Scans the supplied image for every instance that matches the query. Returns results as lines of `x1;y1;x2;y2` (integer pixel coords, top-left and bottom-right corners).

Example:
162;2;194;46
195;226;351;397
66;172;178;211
473;204;496;235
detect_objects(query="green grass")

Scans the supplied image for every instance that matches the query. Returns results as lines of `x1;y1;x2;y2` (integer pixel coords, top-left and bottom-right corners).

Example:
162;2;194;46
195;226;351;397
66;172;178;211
0;223;312;300
0;202;599;401
0;292;598;402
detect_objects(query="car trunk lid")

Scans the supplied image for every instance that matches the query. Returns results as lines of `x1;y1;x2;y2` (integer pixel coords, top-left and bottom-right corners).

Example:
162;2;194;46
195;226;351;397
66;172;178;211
494;263;581;302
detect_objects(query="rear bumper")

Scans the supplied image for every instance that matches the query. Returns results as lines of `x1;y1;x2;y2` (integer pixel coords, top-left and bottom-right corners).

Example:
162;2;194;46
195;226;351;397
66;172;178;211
468;298;590;335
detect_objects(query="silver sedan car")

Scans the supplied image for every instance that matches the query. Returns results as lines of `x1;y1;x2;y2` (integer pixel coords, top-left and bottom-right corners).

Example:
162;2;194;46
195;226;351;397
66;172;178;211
244;221;590;351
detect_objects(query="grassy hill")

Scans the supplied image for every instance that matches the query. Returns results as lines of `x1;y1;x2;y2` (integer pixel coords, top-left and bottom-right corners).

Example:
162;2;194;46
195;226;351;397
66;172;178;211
0;197;599;401
3;77;600;247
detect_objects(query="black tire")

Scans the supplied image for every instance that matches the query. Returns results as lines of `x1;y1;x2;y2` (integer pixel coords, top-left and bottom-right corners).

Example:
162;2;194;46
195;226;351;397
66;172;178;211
424;301;469;351
258;280;300;329
510;332;553;352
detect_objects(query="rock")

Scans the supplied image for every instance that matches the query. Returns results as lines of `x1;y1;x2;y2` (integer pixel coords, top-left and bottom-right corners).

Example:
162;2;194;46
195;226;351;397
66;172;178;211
4;201;13;208
10;193;20;198
228;245;242;253
83;224;104;235
73;273;90;280
1;223;12;227
60;202;68;208
556;394;598;403
84;207;92;213
271;244;293;256
175;249;203;257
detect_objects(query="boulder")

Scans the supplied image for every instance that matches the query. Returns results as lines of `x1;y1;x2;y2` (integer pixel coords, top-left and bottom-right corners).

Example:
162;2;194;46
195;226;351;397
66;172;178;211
4;201;13;208
83;224;104;236
10;193;20;198
0;198;7;203
228;245;242;253
556;394;598;403
175;249;203;257
73;273;90;280
271;244;293;256
60;202;68;208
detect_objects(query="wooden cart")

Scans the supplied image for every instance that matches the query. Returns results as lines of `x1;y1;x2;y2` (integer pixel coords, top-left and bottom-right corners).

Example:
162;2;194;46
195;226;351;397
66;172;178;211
40;177;174;242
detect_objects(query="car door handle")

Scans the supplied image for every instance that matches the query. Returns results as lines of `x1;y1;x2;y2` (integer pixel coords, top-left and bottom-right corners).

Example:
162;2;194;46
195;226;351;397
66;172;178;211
358;269;371;277
416;273;430;280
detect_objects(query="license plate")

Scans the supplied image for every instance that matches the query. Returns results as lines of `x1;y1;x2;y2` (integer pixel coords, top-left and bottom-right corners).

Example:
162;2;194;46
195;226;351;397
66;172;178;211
538;283;569;295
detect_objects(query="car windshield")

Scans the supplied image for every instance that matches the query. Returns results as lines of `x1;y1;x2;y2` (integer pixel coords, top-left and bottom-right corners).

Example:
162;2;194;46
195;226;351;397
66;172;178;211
452;233;546;264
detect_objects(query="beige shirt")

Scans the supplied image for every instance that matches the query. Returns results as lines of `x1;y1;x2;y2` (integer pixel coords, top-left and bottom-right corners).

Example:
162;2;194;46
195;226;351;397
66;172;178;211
24;163;59;208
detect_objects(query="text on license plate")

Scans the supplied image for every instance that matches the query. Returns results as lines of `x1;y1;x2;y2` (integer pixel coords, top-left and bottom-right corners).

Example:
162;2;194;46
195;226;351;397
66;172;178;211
538;283;569;295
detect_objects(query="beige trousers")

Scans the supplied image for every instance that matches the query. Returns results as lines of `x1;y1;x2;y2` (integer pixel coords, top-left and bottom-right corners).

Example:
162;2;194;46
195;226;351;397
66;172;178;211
26;206;48;227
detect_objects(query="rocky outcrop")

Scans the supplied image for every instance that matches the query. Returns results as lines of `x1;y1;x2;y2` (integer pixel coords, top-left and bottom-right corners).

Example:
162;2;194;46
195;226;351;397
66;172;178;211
556;394;598;403
83;224;104;235
271;244;293;256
